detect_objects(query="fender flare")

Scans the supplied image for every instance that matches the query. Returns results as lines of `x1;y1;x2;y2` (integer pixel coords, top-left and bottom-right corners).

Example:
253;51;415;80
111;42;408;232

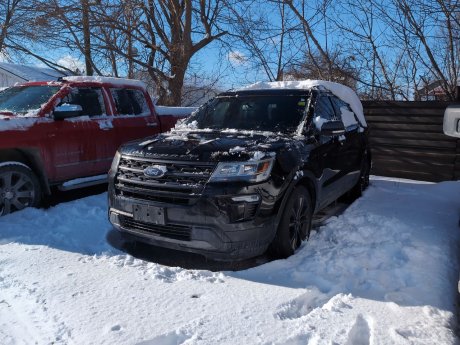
272;170;320;234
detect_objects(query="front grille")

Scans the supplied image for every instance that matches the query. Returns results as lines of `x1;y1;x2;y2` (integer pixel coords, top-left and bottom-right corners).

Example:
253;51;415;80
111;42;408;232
115;156;215;205
119;215;192;241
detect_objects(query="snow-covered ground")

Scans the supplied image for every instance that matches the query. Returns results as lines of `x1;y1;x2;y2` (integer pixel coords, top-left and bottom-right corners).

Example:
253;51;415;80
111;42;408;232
0;176;459;345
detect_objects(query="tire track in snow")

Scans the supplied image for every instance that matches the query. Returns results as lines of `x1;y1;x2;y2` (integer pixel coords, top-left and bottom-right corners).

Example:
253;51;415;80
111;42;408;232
0;263;74;345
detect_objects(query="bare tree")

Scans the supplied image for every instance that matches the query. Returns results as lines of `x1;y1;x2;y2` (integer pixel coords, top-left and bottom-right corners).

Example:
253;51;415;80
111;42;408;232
379;0;459;100
285;51;359;88
0;0;20;53
36;0;104;75
84;0;228;105
282;0;337;80
331;0;407;99
223;0;301;82
0;1;41;56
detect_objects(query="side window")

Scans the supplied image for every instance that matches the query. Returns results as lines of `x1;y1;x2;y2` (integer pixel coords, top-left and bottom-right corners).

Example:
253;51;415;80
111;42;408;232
313;95;338;130
330;96;358;130
111;88;149;116
61;87;106;116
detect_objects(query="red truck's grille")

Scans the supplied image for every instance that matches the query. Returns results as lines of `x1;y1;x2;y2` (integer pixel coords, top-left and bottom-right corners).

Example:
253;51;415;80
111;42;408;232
115;156;215;205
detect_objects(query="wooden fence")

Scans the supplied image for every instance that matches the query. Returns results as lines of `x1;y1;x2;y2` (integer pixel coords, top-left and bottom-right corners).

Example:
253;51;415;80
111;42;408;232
362;101;460;182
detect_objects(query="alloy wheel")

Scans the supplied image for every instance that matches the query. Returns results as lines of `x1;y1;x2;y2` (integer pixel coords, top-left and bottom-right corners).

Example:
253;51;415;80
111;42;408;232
288;195;309;251
0;170;35;216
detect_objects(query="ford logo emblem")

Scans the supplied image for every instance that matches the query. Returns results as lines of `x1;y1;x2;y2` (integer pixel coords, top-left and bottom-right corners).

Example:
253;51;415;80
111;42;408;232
143;165;167;178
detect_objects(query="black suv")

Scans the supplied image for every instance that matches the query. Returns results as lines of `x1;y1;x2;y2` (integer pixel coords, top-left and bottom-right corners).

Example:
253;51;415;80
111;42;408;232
108;84;370;260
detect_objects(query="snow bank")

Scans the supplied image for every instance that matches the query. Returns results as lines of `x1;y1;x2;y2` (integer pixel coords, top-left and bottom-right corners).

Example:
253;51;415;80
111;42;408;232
155;106;197;117
239;80;367;127
63;76;146;89
0;177;459;344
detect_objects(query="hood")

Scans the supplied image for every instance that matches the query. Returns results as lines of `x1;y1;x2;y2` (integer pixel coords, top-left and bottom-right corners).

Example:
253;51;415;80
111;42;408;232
0;110;40;118
120;130;299;162
0;114;43;132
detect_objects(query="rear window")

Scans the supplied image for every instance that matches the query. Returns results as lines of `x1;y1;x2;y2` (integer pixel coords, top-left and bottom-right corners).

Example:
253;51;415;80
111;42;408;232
110;88;149;116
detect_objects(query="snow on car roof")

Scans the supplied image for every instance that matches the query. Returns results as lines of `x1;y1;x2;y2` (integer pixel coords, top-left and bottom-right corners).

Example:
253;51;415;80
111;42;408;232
63;76;146;89
155;106;198;117
238;80;367;127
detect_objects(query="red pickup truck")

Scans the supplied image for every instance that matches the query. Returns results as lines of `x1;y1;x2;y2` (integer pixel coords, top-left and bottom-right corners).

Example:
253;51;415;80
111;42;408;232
0;76;189;216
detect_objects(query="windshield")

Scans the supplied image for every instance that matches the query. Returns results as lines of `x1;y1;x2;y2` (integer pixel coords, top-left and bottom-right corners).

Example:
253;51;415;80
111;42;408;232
184;94;309;133
0;85;61;115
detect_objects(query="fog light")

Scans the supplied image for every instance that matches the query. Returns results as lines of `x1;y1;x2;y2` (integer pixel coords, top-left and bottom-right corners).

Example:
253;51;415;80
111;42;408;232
231;194;260;202
218;194;261;222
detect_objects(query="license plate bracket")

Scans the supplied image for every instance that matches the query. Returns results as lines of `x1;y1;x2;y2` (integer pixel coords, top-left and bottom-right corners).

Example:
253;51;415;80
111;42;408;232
133;204;165;225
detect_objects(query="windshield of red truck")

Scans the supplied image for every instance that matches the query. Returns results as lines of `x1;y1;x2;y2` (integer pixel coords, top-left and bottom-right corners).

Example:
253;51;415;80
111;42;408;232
0;85;61;115
183;95;308;133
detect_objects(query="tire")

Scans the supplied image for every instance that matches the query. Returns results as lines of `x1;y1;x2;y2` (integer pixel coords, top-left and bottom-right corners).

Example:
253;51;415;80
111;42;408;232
269;186;313;258
0;163;42;216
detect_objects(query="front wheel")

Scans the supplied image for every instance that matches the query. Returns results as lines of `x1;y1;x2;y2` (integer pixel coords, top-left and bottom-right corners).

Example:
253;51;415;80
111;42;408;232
0;163;42;216
269;186;313;258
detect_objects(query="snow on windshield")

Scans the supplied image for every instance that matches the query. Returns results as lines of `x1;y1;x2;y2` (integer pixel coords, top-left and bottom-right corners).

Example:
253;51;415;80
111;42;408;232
177;95;308;134
239;80;367;127
0;85;60;116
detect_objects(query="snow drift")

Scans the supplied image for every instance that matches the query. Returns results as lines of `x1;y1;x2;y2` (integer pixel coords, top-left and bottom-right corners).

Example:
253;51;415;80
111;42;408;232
0;176;459;344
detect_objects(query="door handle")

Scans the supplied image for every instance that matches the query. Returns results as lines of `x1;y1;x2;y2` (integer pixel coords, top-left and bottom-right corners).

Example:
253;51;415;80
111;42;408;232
146;122;158;127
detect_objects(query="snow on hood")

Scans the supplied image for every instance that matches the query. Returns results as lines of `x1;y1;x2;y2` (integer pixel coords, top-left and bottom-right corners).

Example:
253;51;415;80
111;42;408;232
0;108;40;118
126;130;289;162
0;115;50;131
239;80;367;127
63;76;146;89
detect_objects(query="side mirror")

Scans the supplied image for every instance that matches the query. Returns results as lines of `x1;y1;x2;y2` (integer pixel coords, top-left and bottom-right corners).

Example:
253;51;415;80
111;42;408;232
320;120;345;136
54;104;83;120
443;105;460;138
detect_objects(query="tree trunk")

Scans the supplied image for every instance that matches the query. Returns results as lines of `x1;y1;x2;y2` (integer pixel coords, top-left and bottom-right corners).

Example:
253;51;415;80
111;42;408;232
162;60;187;106
81;0;93;76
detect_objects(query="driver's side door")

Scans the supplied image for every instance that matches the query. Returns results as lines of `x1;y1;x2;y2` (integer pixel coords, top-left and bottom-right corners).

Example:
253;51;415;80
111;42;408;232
49;87;116;182
310;93;349;208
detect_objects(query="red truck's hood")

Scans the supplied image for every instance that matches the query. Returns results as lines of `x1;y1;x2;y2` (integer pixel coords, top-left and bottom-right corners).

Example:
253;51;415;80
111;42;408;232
0;114;45;132
0;111;15;117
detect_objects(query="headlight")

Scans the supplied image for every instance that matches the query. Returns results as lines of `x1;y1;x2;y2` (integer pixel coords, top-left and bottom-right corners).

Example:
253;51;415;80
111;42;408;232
209;158;274;183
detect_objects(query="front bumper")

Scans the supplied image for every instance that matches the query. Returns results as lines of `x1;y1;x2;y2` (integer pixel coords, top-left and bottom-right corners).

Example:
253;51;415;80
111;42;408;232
108;182;280;261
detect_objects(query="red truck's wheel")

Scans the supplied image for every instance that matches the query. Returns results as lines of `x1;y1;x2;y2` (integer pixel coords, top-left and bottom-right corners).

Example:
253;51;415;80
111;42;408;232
0;163;42;216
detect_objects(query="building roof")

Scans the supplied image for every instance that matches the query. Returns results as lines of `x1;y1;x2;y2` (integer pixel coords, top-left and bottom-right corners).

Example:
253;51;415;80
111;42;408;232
0;62;71;82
